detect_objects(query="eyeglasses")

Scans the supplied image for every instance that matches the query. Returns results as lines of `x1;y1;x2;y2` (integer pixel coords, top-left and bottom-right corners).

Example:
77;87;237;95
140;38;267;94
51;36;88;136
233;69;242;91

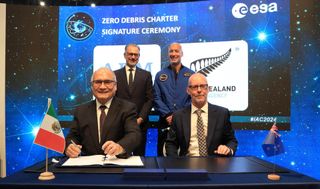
92;80;116;86
126;53;140;57
188;84;208;90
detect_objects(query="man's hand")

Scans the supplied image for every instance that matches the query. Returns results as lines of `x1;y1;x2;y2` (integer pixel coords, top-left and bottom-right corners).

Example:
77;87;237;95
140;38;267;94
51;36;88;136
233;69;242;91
214;145;231;156
65;143;82;158
102;141;124;156
166;115;173;125
137;117;144;125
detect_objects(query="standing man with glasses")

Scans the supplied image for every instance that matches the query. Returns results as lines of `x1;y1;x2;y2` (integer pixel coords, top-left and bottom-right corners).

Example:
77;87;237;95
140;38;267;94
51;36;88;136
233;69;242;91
165;73;238;157
154;42;194;156
114;44;153;156
65;67;141;158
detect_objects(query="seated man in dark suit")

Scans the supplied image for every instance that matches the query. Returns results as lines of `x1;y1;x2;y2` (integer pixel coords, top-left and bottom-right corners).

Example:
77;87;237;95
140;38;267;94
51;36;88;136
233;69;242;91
165;73;238;157
65;67;141;158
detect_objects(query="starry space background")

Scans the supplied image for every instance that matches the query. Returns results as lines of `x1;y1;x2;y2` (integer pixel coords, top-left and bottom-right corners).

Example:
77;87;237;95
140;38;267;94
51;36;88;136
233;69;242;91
4;0;320;180
57;0;290;130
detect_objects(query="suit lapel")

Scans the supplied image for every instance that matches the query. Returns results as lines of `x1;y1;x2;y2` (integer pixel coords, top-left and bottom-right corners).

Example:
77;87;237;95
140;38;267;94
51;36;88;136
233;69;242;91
87;101;101;150
120;67;131;94
206;103;218;148
183;107;192;148
100;97;119;143
130;67;141;94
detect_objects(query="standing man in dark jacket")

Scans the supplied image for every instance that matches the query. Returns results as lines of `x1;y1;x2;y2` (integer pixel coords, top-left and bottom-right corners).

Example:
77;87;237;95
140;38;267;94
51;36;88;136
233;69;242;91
114;44;153;156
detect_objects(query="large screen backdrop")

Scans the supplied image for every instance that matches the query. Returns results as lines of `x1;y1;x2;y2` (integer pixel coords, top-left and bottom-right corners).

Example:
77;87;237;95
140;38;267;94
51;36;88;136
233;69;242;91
5;0;320;180
58;0;290;130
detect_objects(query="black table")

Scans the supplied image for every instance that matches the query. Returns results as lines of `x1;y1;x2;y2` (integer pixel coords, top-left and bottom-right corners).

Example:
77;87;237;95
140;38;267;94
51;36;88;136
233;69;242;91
0;156;319;189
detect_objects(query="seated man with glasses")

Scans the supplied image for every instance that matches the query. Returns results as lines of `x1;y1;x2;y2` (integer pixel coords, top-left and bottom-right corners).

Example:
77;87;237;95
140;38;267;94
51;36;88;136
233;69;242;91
65;67;141;158
165;73;238;157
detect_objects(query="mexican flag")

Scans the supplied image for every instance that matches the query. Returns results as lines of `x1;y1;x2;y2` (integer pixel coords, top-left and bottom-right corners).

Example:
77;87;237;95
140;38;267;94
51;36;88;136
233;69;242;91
34;99;65;154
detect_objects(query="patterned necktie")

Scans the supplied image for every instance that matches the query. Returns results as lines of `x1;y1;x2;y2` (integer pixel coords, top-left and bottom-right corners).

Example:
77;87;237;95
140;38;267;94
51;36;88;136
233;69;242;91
196;109;208;156
99;105;107;143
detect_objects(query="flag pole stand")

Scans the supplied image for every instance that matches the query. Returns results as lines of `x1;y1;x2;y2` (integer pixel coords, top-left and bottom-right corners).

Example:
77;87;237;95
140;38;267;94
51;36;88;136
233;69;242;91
267;173;280;181
38;148;55;180
267;149;280;181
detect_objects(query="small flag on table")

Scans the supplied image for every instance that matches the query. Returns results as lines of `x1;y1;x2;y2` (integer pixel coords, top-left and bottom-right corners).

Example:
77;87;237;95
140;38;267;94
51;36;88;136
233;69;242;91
34;98;65;154
262;124;285;157
262;123;285;181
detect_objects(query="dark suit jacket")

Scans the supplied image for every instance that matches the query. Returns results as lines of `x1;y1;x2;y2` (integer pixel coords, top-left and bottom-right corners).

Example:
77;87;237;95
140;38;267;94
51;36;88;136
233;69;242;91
66;97;141;156
165;103;238;156
114;67;153;122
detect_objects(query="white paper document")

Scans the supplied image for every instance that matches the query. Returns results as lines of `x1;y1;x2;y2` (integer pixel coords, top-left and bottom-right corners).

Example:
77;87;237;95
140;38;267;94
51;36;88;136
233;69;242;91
62;155;144;167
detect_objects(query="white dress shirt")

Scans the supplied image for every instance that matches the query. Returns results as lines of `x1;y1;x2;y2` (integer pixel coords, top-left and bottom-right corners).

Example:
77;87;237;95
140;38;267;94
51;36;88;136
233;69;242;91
96;98;112;143
125;66;136;84
187;103;208;156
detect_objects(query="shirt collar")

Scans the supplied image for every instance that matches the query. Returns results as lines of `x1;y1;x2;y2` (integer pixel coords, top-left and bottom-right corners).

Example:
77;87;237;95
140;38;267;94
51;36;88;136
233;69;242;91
96;98;113;111
125;65;136;72
168;63;184;70
191;102;208;114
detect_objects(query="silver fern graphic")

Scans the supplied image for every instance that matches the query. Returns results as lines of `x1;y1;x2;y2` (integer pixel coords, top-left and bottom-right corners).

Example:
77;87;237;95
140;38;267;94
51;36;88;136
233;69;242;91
189;48;232;76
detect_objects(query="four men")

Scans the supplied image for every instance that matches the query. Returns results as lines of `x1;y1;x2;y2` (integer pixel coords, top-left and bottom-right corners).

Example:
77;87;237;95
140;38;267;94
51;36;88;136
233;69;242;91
65;43;238;157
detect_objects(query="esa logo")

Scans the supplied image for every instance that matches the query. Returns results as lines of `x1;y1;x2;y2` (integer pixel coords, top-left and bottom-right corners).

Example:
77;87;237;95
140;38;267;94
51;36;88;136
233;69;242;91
232;2;278;19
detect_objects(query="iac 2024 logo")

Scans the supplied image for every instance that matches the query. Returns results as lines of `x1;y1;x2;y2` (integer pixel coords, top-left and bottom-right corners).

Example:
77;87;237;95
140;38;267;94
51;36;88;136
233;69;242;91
66;12;94;40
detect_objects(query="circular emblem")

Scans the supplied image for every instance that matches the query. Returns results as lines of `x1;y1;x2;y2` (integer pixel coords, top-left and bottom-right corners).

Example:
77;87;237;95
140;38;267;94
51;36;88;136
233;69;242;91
159;74;168;81
232;3;248;19
66;12;94;40
51;121;62;134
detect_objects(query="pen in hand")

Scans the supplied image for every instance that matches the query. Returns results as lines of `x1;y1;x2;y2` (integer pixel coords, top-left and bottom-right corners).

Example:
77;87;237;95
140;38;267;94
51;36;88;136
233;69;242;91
71;140;82;156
